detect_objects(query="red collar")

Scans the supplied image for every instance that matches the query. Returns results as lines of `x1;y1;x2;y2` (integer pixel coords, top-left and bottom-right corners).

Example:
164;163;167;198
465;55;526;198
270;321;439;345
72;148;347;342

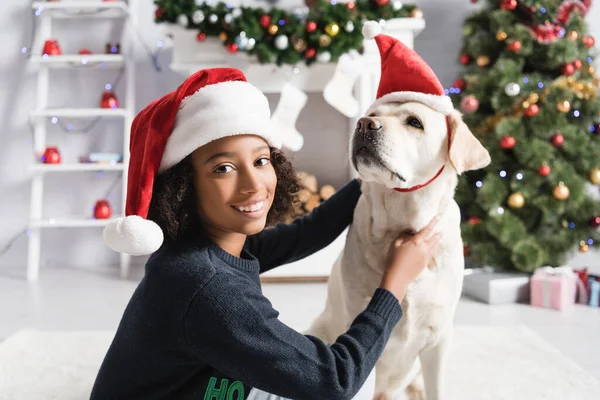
393;115;452;193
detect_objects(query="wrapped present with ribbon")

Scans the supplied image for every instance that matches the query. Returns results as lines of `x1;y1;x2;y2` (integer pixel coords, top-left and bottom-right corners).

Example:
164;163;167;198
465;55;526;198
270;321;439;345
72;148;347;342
589;278;600;308
530;266;577;311
574;268;590;305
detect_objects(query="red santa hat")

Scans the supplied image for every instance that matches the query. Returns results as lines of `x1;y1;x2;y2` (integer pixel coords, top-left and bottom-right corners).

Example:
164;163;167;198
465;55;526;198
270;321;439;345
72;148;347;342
103;68;283;255
361;21;453;115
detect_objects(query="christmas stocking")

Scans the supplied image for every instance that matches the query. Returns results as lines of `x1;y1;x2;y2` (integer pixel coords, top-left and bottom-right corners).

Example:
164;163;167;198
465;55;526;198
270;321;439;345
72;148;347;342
323;51;365;117
271;82;307;152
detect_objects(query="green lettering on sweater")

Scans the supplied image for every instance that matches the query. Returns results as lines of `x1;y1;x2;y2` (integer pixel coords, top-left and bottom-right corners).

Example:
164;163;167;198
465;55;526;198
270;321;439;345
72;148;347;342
204;377;245;400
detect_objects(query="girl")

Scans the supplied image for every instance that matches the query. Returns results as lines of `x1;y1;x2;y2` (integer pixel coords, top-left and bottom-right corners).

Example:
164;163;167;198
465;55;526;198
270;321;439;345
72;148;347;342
93;68;440;400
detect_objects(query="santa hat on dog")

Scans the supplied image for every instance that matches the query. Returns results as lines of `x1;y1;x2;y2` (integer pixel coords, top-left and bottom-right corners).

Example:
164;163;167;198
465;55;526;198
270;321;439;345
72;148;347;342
361;21;453;115
103;68;283;255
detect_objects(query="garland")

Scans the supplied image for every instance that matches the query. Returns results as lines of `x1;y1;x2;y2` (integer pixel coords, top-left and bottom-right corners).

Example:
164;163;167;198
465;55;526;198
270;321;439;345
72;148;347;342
154;0;421;66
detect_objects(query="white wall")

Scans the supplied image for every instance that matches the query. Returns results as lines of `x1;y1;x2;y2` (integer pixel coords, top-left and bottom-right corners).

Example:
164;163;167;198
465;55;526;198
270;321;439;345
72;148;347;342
0;0;598;273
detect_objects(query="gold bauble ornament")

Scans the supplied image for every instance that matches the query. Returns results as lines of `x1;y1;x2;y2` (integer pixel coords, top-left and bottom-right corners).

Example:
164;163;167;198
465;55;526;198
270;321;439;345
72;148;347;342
476;55;490;67
411;9;424;18
579;241;589;253
553;182;570;200
589;66;595;74
219;32;228;41
293;39;307;52
268;24;279;35
589;168;600;185
319;34;332;47
325;23;340;37
561;220;569;228
507;192;525;209
557;100;571;113
567;31;578;40
529;93;539;103
496;31;508;41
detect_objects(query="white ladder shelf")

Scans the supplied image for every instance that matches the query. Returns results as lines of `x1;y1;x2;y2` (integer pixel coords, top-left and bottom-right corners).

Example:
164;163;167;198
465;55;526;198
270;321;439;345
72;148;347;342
27;0;136;281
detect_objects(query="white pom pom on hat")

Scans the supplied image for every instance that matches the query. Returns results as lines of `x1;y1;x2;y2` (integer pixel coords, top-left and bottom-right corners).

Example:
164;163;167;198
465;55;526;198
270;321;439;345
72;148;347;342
103;68;284;256
360;20;453;115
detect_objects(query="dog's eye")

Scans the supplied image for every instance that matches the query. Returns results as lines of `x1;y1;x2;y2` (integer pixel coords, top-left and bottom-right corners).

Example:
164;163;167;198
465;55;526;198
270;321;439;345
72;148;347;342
406;116;423;130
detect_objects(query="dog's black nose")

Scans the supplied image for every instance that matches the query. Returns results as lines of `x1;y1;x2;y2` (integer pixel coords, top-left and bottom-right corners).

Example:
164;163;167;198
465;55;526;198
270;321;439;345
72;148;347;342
356;117;382;135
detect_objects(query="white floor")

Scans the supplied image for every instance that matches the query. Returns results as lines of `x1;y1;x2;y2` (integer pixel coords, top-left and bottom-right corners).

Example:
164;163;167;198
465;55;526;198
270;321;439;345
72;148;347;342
1;265;600;381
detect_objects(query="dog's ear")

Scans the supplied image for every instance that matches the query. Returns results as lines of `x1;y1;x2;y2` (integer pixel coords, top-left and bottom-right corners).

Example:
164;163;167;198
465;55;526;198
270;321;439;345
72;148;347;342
447;110;491;174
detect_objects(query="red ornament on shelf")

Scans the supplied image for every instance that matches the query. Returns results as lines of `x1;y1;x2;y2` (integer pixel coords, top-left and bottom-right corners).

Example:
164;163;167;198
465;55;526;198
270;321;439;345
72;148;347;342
305;48;316;58
573;59;583;69
196;32;207;41
226;43;238;53
78;48;92;55
460;95;479;113
93;200;112;220
590;216;600;228
100;90;119;109
42;39;62;56
551;133;565;147
501;0;518;11
459;54;471;65
524;104;539;117
375;0;389;6
583;35;595;48
259;15;271;29
562;63;575;76
538;164;551;177
453;78;466;90
41;147;61;164
500;136;516;149
507;40;521;52
306;21;317;33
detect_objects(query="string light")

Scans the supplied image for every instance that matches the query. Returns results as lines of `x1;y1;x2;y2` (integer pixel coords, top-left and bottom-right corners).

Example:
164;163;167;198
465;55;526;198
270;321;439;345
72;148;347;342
591;125;596;132
540;7;547;13
537;82;544;88
569;222;576;228
499;170;507;178
523;77;529;83
589;239;594;245
105;83;112;90
558;29;566;37
573;110;581;117
497;207;505;214
516;172;524;180
587;57;593;63
51;117;58;124
475;180;483;188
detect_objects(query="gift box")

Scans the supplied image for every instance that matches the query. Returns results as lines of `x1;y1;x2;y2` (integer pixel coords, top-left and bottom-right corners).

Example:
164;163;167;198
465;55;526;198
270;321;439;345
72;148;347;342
462;267;531;304
574;268;590;305
589;278;600;308
530;266;577;311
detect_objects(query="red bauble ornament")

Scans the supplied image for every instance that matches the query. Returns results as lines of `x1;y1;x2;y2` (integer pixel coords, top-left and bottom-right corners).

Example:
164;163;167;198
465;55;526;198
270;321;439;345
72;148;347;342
259;15;271;29
375;0;389;6
42;39;62;56
453;78;466;90
42;147;61;164
226;43;238;53
538;164;551;177
593;122;600;135
501;0;518;11
100;90;119;109
78;48;92;55
306;21;317;33
590;216;600;228
459;54;471;65
551;133;565;147
524;104;539;117
305;48;316;58
583;35;595;48
196;32;207;41
460;95;479;113
499;136;516;149
507;40;521;52
468;217;482;225
562;63;575;76
573;59;583;69
155;7;165;19
93;200;112;220
464;245;471;257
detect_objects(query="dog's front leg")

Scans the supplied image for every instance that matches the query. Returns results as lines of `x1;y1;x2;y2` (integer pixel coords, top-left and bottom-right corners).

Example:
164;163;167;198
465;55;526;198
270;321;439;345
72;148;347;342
418;326;452;400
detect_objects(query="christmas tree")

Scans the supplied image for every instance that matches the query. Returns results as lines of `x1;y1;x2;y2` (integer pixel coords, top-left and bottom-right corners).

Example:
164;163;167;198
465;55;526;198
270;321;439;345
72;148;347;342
453;0;600;272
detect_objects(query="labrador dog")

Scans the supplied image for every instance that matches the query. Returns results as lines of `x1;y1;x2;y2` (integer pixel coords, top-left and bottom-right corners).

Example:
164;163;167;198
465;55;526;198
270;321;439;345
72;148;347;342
306;101;490;399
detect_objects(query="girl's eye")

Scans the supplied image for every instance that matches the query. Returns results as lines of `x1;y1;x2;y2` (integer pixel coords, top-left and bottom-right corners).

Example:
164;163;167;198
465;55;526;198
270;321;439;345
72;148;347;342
406;116;424;130
214;165;234;174
256;157;270;167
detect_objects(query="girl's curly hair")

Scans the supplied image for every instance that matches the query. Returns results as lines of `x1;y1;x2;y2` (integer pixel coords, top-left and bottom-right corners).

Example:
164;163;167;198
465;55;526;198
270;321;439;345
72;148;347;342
147;148;301;243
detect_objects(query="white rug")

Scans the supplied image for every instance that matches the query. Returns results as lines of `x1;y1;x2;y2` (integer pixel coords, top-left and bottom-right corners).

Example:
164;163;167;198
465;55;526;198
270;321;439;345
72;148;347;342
0;326;598;400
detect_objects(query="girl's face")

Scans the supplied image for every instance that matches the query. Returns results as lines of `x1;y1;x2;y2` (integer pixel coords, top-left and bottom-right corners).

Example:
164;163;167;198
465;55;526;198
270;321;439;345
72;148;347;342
191;135;277;237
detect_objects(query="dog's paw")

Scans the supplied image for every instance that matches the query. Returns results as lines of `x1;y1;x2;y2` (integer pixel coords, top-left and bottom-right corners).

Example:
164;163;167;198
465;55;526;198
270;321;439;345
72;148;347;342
373;393;392;400
405;383;426;400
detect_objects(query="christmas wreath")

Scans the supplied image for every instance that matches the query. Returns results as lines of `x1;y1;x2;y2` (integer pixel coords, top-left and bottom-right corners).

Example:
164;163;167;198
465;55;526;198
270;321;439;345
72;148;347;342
154;0;421;66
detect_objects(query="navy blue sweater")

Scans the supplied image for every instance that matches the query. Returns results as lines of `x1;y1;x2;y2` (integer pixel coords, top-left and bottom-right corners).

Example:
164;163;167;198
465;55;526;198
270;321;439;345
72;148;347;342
90;179;402;400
